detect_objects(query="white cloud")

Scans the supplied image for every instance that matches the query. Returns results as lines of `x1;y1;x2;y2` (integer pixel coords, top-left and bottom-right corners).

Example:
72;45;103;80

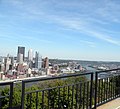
1;0;120;46
80;40;96;48
50;15;120;46
87;31;120;46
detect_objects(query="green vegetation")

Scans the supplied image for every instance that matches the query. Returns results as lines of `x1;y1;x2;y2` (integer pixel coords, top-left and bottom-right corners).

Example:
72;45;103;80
0;75;119;109
0;76;89;109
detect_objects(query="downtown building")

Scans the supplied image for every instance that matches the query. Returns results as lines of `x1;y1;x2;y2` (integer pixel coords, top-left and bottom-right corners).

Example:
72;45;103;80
28;49;33;69
28;49;33;61
35;52;42;70
17;46;25;63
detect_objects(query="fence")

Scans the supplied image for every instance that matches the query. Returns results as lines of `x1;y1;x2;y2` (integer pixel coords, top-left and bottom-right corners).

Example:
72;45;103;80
94;69;120;108
0;81;13;109
0;68;120;109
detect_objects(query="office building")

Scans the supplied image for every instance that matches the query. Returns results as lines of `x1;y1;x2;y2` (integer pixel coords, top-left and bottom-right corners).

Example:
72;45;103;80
18;53;23;64
28;49;33;61
5;55;11;72
35;52;42;70
0;64;5;72
44;57;49;68
10;56;14;65
17;46;25;62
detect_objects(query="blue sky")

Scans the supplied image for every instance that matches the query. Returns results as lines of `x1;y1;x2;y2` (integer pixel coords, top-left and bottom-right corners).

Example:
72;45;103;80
0;0;120;61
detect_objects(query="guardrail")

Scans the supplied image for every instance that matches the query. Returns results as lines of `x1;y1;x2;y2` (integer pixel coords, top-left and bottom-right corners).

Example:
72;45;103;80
0;68;120;109
94;69;120;108
21;72;93;109
0;81;13;109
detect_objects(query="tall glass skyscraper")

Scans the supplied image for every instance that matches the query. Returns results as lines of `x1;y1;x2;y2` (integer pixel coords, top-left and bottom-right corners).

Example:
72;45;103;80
35;52;42;70
17;46;25;62
28;49;33;61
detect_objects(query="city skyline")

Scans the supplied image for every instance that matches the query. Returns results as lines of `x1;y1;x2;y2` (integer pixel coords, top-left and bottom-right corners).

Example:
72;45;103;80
0;0;120;61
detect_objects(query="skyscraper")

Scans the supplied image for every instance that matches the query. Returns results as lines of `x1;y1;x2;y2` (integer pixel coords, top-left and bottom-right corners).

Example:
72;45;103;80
18;53;23;64
44;57;49;68
28;49;33;61
5;54;11;72
17;46;25;62
35;52;42;70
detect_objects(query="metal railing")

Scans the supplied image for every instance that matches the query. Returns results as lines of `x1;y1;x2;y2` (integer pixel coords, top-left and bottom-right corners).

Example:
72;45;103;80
0;68;120;109
21;72;93;109
0;81;13;109
94;69;120;108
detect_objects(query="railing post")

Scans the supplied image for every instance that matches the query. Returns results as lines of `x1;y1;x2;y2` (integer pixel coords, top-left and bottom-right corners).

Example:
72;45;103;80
0;91;1;108
119;75;120;97
94;72;98;109
90;73;93;109
9;82;13;109
21;81;25;109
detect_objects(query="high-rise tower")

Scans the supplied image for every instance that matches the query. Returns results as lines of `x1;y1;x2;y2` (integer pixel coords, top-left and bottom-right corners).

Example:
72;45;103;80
44;57;49;68
5;54;11;72
35;52;42;70
17;46;25;62
28;49;33;61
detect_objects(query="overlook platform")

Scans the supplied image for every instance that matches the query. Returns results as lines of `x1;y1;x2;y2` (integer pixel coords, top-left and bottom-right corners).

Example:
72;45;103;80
0;68;120;109
97;98;120;109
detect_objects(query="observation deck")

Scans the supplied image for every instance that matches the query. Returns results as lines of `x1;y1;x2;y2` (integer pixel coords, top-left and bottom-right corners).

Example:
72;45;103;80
0;68;120;109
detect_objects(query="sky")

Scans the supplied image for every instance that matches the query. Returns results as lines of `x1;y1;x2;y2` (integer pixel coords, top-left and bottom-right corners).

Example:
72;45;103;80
0;0;120;61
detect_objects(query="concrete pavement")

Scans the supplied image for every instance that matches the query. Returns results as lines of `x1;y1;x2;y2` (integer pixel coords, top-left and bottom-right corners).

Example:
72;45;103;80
97;98;120;109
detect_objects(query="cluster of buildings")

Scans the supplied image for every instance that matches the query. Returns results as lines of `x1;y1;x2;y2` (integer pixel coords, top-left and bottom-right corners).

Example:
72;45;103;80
0;46;85;81
0;46;49;81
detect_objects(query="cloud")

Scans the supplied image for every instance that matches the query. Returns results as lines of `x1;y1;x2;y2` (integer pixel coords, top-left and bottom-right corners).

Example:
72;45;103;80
95;0;120;23
80;40;96;48
50;14;119;45
1;0;120;46
0;34;53;44
87;31;120;45
5;0;120;22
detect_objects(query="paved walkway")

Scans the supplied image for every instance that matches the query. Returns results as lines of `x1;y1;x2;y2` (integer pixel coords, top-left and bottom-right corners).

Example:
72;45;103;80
97;98;120;109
